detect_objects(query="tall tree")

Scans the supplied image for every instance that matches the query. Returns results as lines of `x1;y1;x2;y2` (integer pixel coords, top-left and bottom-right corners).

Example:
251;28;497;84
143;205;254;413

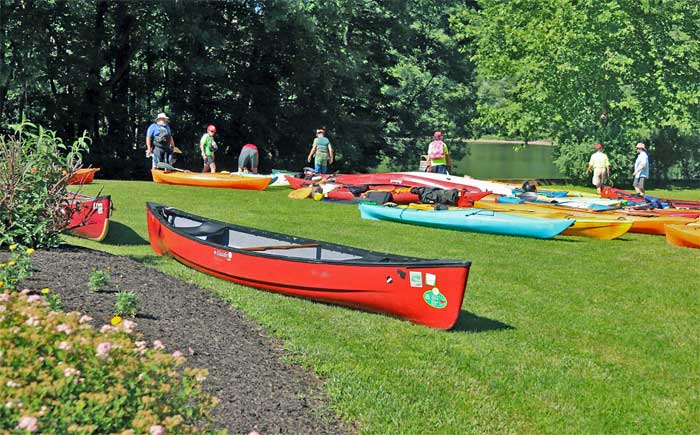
454;0;700;181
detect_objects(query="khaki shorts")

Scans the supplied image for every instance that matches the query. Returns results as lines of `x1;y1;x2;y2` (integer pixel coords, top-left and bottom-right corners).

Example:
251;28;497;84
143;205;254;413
592;168;608;187
633;177;646;190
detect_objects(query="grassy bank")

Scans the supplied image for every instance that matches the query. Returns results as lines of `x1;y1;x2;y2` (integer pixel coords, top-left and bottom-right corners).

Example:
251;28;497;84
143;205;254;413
67;180;700;435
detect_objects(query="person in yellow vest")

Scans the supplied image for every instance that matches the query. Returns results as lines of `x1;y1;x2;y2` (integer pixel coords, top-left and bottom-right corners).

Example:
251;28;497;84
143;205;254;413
585;143;610;195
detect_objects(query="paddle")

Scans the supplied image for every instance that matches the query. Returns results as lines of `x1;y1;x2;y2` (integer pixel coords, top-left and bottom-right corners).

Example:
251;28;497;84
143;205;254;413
155;162;190;172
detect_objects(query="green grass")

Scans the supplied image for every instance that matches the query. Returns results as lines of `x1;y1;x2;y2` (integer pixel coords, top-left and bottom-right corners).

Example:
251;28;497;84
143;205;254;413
67;180;700;435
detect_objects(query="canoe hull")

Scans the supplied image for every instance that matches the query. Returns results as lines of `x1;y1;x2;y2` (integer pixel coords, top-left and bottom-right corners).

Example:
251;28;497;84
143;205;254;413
66;194;111;241
665;224;700;248
152;169;271;190
146;203;471;329
68;168;100;185
359;204;573;239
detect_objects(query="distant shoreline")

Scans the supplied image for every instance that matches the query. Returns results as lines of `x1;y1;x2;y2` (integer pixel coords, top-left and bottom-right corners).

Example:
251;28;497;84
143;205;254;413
468;138;553;146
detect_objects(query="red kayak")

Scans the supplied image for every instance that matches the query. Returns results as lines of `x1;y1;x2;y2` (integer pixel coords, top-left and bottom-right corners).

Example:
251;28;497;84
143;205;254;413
602;186;700;210
146;203;471;329
65;193;111;241
285;173;486;192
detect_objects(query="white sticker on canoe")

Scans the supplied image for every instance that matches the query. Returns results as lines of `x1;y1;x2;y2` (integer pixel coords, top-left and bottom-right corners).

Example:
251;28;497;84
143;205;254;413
213;249;232;261
425;273;436;286
93;203;104;214
409;271;422;288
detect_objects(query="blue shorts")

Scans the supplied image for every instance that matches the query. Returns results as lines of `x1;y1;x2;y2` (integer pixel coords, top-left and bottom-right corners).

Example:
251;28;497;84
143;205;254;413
314;163;328;174
431;164;448;174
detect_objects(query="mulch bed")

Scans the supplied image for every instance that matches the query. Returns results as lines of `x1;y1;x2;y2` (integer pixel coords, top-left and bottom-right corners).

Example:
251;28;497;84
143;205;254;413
16;246;355;435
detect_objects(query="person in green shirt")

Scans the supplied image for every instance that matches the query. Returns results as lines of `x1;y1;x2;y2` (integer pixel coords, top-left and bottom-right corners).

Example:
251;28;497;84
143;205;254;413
200;125;217;173
307;128;334;173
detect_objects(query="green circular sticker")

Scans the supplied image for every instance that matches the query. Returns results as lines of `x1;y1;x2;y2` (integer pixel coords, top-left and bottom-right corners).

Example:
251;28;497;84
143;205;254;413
423;288;447;309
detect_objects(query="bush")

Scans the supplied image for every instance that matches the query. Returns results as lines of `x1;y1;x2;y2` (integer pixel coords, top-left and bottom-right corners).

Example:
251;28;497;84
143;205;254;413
0;290;220;434
88;270;111;293
0;119;90;248
115;291;139;318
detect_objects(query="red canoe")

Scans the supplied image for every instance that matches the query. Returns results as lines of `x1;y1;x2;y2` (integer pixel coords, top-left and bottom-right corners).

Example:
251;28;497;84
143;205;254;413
65;193;111;241
602;186;700;209
146;203;471;329
68;167;100;185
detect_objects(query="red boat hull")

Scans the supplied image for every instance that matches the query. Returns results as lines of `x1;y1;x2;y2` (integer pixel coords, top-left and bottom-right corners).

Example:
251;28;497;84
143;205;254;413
602;186;700;210
147;203;471;329
285;173;485;192
66;194;111;241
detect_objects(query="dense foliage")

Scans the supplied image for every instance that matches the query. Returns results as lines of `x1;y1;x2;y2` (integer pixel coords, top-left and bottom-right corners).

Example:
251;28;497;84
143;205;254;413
0;248;218;434
0;120;89;248
453;0;700;181
0;0;474;177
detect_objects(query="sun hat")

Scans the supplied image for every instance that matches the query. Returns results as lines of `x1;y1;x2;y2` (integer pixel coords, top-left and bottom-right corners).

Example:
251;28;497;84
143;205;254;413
155;112;169;122
595;143;603;150
433;131;443;139
207;125;216;133
636;142;646;149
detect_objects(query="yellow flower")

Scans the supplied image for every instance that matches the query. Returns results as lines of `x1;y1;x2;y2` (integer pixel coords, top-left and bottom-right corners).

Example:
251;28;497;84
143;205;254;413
0;263;5;268
26;248;35;255
7;261;15;266
41;288;50;295
9;244;17;251
0;281;4;288
111;316;123;326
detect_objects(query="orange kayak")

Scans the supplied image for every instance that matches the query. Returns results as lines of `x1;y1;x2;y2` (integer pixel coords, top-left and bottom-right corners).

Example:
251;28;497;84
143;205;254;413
68;167;100;184
151;169;271;190
665;224;700;248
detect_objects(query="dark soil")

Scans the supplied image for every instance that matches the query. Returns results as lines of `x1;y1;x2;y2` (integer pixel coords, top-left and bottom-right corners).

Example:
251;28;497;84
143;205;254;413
19;246;355;435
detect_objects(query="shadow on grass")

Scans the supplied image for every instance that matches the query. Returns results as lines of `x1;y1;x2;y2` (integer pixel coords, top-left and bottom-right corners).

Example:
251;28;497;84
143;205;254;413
451;310;513;333
103;221;148;246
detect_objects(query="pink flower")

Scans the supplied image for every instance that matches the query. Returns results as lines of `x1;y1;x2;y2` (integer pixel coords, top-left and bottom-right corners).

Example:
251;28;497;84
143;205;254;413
96;342;112;357
55;324;72;335
121;319;136;334
17;416;38;432
58;341;71;350
24;317;40;327
153;340;165;350
27;295;41;303
78;315;93;324
172;350;183;359
149;425;165;435
0;293;10;302
37;357;45;363
6;380;19;388
248;432;261;435
63;367;80;377
100;325;115;334
135;340;147;349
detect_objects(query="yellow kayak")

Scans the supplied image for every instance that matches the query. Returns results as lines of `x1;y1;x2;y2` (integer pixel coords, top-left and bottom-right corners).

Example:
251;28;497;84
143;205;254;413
471;201;631;239
151;169;271;190
665;224;700;249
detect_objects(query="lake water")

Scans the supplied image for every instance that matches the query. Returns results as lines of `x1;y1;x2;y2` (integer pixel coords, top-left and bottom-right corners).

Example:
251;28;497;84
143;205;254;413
451;141;562;180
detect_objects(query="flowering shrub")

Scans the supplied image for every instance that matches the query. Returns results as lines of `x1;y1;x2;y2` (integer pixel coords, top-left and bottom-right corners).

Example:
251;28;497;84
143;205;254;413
0;119;90;248
0;290;220;433
0;245;33;292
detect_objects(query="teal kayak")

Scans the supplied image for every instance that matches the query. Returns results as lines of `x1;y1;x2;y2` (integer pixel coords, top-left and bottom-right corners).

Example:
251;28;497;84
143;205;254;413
358;204;574;239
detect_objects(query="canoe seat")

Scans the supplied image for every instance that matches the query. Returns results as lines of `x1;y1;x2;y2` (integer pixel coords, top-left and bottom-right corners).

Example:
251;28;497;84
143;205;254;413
180;221;229;237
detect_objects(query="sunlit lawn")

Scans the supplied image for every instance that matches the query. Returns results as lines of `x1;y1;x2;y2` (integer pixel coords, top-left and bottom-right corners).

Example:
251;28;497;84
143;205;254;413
67;180;700;435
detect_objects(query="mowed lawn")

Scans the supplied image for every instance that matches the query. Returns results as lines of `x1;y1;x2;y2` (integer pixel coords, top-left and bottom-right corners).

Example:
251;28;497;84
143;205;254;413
67;180;700;435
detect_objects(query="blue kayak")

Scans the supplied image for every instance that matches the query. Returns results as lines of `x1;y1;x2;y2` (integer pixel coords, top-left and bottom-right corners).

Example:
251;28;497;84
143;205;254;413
358;204;574;239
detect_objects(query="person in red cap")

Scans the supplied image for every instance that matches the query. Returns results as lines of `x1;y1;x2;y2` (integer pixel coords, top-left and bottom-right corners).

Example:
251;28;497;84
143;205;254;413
585;143;610;195
427;131;452;174
200;125;218;173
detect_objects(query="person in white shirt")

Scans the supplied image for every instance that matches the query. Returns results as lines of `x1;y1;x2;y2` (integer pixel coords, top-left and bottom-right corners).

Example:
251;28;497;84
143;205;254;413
585;143;610;195
633;142;649;195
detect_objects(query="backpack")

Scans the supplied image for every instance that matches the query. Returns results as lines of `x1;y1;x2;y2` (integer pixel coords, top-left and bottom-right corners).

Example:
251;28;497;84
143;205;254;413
152;124;171;149
428;140;445;159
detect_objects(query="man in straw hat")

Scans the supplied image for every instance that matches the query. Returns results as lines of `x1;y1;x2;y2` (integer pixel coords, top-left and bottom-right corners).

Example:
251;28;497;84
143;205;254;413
146;112;177;168
307;128;334;174
632;142;649;195
585;143;610;195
